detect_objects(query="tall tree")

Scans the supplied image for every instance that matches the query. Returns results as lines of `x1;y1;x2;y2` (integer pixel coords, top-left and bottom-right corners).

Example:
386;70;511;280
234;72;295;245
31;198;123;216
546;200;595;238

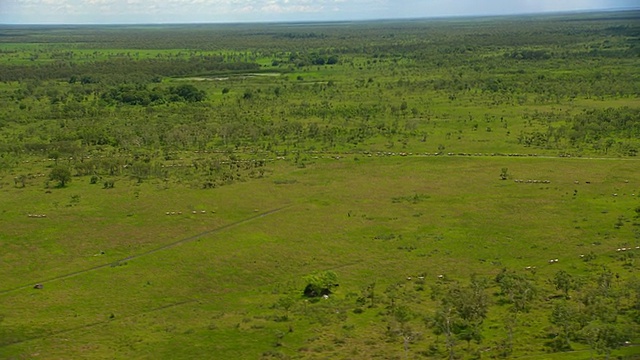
49;167;72;188
450;275;489;350
428;276;489;358
430;301;457;360
553;270;576;298
549;300;582;351
581;321;625;360
495;269;537;312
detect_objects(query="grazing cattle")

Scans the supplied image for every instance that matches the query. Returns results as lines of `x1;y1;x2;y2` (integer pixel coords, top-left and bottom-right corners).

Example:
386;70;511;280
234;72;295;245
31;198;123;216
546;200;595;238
34;284;43;289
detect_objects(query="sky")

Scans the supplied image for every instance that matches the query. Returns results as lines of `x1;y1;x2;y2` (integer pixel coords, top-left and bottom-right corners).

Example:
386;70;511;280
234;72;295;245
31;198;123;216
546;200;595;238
0;0;637;24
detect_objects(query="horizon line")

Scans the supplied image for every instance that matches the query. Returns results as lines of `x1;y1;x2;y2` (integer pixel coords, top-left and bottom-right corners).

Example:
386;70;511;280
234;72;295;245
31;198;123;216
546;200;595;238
1;7;638;27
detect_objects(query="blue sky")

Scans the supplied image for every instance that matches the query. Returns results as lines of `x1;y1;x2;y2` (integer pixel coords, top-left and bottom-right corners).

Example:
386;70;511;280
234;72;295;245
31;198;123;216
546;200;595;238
0;0;637;24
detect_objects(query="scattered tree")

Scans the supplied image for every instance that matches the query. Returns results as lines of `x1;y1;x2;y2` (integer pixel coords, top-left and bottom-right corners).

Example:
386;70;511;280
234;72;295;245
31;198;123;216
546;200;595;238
500;167;509;180
553;270;576;298
49;167;72;187
581;321;626;360
548;300;582;351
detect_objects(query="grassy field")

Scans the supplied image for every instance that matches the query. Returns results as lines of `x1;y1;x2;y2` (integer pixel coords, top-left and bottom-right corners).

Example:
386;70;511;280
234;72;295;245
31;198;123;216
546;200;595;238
1;11;640;359
1;154;639;359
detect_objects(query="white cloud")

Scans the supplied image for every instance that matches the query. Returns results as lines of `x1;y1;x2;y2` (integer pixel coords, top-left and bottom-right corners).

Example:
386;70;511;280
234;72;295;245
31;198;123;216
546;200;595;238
0;0;636;24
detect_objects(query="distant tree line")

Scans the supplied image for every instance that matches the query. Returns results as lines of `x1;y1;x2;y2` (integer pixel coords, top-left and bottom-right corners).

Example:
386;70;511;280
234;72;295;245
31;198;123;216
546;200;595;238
0;57;259;82
101;84;206;105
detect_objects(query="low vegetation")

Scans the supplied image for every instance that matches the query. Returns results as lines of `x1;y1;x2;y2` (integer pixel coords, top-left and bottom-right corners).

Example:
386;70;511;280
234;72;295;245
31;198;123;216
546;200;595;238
0;10;639;359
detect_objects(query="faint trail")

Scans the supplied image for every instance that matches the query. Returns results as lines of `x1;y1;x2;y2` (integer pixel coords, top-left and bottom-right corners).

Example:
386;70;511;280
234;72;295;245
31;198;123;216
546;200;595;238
0;260;366;348
0;205;292;295
0;299;197;347
0;241;365;348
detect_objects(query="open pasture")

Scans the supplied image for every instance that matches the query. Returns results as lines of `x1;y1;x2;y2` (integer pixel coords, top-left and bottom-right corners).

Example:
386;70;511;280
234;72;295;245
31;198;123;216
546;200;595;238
1;155;639;359
1;10;639;359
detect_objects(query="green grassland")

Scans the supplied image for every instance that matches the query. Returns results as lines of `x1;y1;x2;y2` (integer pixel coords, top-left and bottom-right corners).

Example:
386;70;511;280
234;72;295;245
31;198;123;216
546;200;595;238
2;156;639;359
1;11;640;360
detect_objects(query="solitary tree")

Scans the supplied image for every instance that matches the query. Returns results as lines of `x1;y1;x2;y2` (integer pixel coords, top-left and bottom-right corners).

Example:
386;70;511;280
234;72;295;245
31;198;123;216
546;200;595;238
14;174;27;188
500;167;509;180
303;270;338;298
275;295;296;320
49;167;71;187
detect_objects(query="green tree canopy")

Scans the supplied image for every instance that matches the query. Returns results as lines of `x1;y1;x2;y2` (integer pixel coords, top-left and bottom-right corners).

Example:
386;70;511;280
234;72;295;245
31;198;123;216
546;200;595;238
49;167;72;187
303;270;338;298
